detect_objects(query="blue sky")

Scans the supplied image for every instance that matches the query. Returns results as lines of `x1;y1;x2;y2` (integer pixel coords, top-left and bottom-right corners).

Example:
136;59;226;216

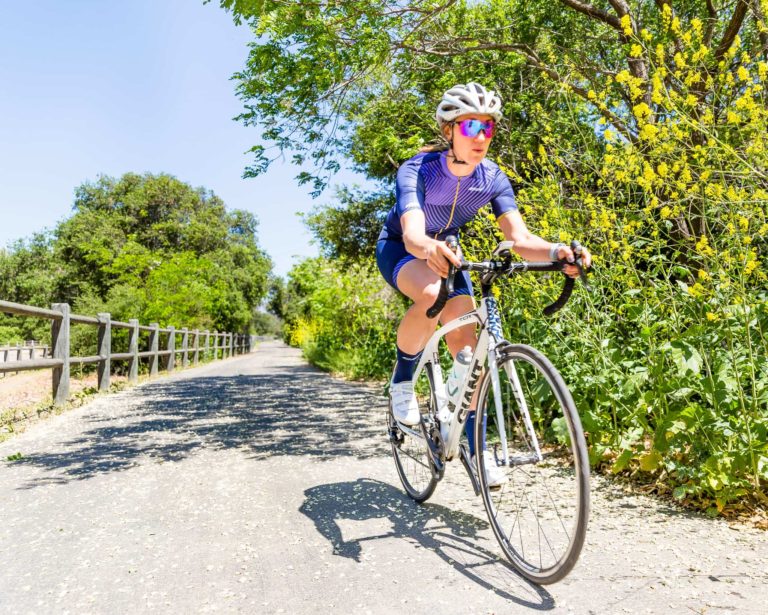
0;1;371;276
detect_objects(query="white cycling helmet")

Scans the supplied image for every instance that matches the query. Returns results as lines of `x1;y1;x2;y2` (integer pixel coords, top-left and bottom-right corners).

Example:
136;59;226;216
436;82;503;125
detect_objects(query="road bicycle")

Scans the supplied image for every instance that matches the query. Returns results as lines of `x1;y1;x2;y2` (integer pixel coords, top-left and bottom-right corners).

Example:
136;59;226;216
387;237;590;584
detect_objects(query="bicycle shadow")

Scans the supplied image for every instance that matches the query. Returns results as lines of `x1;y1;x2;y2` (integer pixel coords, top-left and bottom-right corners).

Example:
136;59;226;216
299;477;555;610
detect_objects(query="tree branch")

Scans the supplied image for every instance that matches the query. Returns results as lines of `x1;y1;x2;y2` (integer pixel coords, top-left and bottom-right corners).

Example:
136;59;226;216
752;0;768;60
704;0;718;48
556;0;621;30
714;0;750;64
403;39;637;144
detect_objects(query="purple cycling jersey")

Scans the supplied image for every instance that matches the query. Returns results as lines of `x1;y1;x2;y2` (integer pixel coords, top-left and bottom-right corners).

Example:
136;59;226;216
378;151;517;242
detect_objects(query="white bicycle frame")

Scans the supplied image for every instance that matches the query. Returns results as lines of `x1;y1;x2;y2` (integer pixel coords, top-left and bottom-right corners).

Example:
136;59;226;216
409;296;544;464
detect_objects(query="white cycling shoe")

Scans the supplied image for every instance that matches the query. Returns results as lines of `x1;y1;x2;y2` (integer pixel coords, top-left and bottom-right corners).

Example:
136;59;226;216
473;449;508;488
390;379;421;425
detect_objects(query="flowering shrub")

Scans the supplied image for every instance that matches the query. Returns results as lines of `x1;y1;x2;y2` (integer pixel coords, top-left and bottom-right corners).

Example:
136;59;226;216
459;14;768;515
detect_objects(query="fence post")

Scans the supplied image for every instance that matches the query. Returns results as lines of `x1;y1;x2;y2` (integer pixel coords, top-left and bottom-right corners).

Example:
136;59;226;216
231;333;235;357
193;329;200;366
128;319;139;383
51;303;70;406
97;312;111;392
181;327;189;368
149;323;159;376
213;331;218;360
166;326;176;372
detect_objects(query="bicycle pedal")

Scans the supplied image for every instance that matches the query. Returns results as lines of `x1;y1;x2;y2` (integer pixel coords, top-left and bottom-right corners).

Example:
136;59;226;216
508;453;539;465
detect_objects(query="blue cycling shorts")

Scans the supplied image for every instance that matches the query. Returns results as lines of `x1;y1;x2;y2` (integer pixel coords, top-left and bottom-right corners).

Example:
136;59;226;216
375;239;473;299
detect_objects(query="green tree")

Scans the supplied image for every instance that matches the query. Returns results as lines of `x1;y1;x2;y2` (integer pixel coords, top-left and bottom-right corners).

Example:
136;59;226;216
215;0;768;513
302;186;392;263
2;172;272;334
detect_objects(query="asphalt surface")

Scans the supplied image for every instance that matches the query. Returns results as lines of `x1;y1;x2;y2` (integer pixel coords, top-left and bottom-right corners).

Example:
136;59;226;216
0;340;766;614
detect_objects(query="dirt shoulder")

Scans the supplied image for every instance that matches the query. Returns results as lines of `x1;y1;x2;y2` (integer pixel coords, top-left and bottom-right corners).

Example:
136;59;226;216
0;368;125;441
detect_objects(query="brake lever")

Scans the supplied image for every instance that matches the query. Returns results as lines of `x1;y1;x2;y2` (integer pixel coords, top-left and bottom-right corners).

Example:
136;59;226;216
570;240;591;291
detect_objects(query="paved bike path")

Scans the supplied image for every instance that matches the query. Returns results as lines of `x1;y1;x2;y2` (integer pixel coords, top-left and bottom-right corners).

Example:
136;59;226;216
0;341;765;614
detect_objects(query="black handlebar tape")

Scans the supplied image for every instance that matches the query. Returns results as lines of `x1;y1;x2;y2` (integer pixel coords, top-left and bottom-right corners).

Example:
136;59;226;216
426;235;459;318
426;264;455;318
543;275;575;317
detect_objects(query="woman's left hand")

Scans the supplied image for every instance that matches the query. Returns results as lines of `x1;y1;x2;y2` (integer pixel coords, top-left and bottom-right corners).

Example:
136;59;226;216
556;245;592;279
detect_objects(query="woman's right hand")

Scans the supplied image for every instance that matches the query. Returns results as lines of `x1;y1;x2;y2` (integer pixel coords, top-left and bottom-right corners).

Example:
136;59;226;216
425;239;461;278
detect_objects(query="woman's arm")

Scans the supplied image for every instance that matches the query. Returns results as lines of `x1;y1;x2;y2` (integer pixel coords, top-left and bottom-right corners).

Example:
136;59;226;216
497;211;591;273
401;210;461;277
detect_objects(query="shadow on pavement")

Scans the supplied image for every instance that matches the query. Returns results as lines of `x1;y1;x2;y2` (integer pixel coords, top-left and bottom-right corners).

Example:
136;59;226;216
299;478;555;610
11;362;390;486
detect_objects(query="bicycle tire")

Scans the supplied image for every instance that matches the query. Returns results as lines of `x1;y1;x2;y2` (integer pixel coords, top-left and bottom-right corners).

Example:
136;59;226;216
475;344;589;584
388;365;439;503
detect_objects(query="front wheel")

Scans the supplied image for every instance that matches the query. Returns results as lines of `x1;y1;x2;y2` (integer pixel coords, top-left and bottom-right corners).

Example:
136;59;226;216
475;344;589;584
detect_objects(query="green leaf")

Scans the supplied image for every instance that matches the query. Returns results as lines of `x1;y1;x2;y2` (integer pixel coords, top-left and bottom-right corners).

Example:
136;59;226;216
639;450;662;472
550;416;571;446
668;341;702;378
611;449;633;473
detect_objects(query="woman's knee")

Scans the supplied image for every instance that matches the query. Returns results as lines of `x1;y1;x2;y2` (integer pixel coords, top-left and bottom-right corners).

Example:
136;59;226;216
411;280;442;306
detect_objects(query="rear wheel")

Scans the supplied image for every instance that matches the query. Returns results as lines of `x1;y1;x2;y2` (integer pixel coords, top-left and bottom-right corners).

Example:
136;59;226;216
388;365;439;503
475;344;589;584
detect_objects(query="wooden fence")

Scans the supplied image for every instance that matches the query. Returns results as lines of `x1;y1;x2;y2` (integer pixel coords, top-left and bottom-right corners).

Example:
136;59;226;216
0;343;49;378
0;299;251;406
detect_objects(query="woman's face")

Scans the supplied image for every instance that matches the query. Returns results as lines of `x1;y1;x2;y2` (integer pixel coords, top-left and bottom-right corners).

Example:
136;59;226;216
443;113;495;165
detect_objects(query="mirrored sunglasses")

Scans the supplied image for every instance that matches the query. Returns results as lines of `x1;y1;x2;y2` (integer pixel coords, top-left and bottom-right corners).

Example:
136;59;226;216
458;119;495;138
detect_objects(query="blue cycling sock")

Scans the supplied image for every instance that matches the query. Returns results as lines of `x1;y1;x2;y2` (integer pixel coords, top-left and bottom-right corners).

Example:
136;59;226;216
464;410;487;457
392;346;422;384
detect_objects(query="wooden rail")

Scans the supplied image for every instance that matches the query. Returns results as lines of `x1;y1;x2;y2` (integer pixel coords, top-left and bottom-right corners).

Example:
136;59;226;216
0;299;252;406
0;343;49;378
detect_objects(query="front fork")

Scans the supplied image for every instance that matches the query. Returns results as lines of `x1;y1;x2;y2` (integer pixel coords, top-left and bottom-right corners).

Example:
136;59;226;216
496;350;544;464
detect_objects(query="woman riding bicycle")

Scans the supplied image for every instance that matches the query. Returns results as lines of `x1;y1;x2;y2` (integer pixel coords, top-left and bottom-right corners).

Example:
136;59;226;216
376;82;592;486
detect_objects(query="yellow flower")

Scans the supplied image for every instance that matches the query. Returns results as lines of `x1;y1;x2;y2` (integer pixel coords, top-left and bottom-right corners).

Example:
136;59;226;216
660;206;672;218
639;124;659;141
620;14;632;36
691;18;703;36
633;102;652;119
737;65;750;82
695;236;715;256
706;312;719;322
657;162;669;177
631;44;643;58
